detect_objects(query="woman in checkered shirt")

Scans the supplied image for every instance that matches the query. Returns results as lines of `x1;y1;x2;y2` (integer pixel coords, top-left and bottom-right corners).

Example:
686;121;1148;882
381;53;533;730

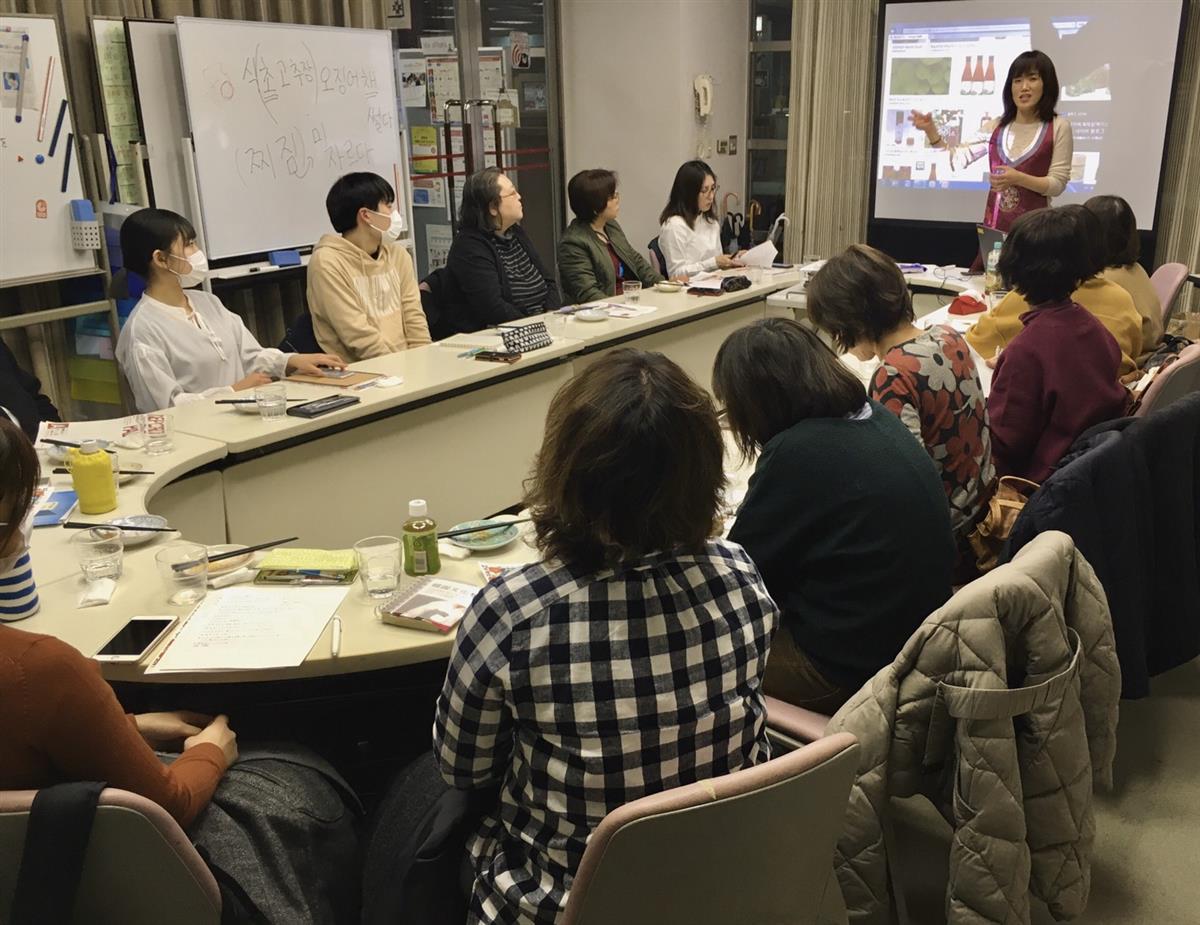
434;348;780;924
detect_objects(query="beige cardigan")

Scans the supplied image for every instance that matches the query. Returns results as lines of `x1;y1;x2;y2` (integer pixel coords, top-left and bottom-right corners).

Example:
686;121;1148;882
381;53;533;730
1101;263;1164;360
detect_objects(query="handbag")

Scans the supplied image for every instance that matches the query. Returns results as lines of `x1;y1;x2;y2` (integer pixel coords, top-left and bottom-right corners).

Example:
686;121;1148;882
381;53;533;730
720;275;752;293
967;476;1040;572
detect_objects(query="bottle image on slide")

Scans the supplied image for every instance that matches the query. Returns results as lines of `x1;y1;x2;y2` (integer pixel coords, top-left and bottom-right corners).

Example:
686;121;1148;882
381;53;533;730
961;57;975;95
972;56;985;95
894;110;904;144
984;56;995;94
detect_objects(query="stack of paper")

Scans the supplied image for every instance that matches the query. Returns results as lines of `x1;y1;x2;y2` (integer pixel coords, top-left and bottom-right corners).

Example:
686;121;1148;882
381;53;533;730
148;586;346;673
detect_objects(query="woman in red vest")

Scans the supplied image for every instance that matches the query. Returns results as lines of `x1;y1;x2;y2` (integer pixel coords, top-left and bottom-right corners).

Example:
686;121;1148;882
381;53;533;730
911;50;1074;239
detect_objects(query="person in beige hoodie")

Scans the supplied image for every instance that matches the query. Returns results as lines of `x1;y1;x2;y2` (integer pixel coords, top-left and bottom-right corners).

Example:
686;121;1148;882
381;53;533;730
307;173;431;361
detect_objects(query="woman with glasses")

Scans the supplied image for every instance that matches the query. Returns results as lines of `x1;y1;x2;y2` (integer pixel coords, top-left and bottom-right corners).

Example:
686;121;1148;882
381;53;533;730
657;160;744;279
557;168;666;304
439;167;561;334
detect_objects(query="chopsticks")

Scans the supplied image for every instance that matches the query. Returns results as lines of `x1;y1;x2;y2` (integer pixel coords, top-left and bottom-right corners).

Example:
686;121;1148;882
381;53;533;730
62;521;177;532
53;467;152;476
41;438;117;453
214;398;308;404
437;518;531;539
206;536;299;564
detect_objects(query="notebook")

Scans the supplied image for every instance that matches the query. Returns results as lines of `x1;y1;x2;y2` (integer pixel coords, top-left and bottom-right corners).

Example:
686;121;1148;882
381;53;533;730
32;488;77;527
378;577;479;634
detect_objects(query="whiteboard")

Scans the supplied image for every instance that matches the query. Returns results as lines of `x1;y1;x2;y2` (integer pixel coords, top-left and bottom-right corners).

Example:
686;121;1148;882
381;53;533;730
0;15;97;285
125;19;191;216
175;17;403;260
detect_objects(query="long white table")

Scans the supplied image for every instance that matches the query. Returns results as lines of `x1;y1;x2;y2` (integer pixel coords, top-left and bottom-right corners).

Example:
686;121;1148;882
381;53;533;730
27;273;797;683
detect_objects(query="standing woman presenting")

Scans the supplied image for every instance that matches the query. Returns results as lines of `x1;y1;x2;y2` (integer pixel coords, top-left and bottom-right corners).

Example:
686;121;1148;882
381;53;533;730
912;50;1073;236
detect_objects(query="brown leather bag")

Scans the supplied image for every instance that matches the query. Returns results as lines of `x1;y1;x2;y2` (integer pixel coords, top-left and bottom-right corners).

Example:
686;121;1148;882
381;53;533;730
967;476;1041;572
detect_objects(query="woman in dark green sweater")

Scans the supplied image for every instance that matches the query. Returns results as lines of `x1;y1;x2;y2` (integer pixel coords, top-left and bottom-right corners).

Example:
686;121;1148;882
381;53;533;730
557;169;664;304
716;318;955;713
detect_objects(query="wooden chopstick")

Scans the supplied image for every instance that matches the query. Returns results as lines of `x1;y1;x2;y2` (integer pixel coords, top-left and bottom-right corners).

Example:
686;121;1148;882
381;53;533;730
53;467;152;475
437;518;531;539
214;398;308;404
206;536;300;564
62;521;176;532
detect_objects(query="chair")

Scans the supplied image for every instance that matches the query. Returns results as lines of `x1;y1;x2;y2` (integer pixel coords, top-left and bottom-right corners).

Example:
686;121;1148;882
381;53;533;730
647;236;667;278
559;733;859;925
0;788;221;924
764;695;833;746
1150;262;1189;327
1134;343;1200;417
277;310;322;353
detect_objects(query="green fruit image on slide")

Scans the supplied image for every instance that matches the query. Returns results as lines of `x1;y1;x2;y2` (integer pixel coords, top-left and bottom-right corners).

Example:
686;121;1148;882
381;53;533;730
891;58;951;95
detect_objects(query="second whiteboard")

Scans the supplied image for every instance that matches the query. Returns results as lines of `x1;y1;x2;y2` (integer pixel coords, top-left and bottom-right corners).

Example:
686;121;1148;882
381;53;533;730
175;17;403;260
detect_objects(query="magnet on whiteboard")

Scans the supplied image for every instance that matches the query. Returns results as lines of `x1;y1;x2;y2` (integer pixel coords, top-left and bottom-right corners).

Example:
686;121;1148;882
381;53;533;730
35;154;44;163
35;200;48;219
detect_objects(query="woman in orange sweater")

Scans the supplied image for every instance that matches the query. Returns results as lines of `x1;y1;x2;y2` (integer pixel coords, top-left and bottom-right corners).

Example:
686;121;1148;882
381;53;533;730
0;418;235;827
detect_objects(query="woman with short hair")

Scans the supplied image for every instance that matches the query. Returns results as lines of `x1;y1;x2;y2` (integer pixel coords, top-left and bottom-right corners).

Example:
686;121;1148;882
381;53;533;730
557;168;664;303
716;318;954;712
435;348;778;924
440;167;561;334
807;244;995;547
1084;194;1163;358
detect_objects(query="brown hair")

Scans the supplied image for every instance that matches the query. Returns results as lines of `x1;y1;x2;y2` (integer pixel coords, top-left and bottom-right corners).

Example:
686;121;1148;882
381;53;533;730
0;418;39;555
713;317;867;458
523;349;725;572
806;244;913;353
567;168;618;223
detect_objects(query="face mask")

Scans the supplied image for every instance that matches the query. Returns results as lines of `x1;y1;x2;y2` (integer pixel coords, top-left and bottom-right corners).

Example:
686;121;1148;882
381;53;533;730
167;250;209;288
368;209;405;242
0;517;32;574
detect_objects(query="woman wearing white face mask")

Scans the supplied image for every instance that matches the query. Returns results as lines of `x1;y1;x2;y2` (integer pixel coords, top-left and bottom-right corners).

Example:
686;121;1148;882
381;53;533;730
115;209;344;413
307;172;431;361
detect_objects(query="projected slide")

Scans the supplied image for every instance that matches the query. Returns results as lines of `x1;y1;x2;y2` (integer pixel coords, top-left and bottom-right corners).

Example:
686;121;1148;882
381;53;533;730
873;0;1184;227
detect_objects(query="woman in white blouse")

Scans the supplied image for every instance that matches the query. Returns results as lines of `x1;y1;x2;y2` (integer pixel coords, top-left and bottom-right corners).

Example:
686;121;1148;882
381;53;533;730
115;209;342;413
657;160;744;279
911;50;1073;243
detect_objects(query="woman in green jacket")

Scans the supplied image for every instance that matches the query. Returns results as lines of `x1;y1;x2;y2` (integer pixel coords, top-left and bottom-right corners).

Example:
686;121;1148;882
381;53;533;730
558;169;665;304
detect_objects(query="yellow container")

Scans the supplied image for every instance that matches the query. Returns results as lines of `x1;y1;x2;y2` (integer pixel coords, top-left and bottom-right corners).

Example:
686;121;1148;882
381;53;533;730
69;442;117;515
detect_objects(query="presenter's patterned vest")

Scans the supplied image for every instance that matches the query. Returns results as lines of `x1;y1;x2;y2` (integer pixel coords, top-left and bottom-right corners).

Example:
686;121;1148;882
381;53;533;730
984;119;1055;233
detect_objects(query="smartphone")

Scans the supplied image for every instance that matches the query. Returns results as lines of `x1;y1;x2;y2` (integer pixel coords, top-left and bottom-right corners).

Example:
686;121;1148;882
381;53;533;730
474;351;521;364
286;395;361;418
318;368;355;379
93;615;178;663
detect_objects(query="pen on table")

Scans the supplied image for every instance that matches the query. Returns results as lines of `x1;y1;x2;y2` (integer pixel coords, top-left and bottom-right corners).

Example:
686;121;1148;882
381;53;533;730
331;616;342;658
456;347;484;359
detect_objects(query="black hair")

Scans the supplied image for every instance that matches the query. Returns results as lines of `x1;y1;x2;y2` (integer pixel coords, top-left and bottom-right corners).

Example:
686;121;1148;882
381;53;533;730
325;172;395;233
712;318;867;458
459;167;506;233
1083;195;1140;268
997;207;1093;306
0;417;38;557
807;244;914;353
567;168;618;223
1000;50;1059;127
659;160;718;228
119;208;197;277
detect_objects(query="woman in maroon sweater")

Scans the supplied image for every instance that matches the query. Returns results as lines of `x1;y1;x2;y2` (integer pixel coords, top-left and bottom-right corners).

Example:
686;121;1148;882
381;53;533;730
987;208;1129;481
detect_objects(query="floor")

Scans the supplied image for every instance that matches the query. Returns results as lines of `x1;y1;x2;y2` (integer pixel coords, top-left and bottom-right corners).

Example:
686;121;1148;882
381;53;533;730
891;657;1200;924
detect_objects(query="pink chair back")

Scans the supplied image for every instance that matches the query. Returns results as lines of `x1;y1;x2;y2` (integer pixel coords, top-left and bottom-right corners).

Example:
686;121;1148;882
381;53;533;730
560;732;859;925
1150;262;1189;326
0;787;221;924
1135;344;1200;417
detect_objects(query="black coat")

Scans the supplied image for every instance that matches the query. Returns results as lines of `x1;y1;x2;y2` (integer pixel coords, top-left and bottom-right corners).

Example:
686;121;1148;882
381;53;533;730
1003;393;1200;698
1;340;60;439
439;226;561;335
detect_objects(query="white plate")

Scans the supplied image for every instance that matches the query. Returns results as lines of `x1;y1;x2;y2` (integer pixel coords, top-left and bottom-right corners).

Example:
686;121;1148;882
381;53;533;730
108;514;175;547
447;519;521;551
654;281;684;293
575;308;609;323
233;402;262;415
206;543;253;575
118;462;146;484
44;440;111;465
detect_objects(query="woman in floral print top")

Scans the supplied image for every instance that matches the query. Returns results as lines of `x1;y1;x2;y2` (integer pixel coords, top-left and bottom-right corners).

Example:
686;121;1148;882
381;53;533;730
808;244;995;542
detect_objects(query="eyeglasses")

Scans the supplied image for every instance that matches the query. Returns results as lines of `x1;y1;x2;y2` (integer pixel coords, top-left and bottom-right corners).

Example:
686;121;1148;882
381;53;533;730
700;184;719;196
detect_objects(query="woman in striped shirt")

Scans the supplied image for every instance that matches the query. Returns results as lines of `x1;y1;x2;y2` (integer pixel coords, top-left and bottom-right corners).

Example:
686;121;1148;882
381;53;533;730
439;167;561;334
0;418;38;621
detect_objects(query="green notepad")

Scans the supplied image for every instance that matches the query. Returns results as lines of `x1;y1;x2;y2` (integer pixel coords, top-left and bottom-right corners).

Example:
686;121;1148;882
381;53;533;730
257;548;356;571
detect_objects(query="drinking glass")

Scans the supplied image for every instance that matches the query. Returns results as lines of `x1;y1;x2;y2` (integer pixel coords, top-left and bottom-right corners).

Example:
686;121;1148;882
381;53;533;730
622;280;642;302
139;412;175;456
355;535;401;599
156;542;209;605
72;527;124;581
255;382;288;421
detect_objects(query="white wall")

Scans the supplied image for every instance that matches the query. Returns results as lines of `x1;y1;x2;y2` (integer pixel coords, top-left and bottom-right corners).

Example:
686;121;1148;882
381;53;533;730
560;0;750;254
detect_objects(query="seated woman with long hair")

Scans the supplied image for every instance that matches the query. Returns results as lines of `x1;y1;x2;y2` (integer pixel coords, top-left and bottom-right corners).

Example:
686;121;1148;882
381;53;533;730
435;349;778;924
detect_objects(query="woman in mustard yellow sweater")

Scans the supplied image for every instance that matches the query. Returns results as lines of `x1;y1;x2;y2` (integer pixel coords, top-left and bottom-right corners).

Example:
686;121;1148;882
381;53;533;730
966;205;1142;378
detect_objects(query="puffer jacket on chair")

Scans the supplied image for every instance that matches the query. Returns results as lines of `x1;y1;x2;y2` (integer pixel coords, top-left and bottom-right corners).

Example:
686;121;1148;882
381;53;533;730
826;531;1120;925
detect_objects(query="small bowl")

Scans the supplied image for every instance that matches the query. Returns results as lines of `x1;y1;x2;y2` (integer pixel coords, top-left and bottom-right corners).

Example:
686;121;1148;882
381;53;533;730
107;514;174;547
233;402;262;415
654;281;684;293
206;543;253;575
575;308;609;323
447;519;521;551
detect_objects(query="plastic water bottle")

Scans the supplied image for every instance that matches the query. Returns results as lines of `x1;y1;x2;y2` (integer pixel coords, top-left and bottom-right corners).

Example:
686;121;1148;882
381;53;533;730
984;242;1002;293
69;440;117;515
402;499;441;576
